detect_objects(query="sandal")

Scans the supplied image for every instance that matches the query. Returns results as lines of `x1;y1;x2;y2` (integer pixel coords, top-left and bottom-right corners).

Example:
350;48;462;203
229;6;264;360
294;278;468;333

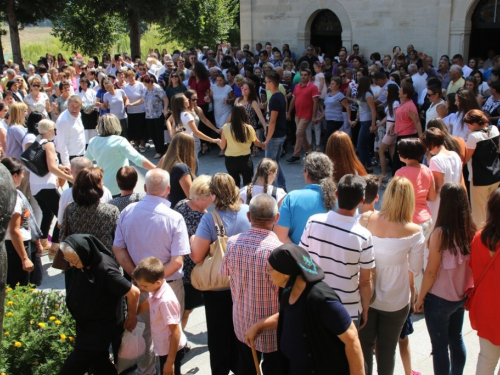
199;143;208;156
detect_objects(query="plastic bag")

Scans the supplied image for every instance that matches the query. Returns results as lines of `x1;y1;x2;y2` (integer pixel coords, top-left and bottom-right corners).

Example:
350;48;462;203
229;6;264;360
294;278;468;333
117;321;146;373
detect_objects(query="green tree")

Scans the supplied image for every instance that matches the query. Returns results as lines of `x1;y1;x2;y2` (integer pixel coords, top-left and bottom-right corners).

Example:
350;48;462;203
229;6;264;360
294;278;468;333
2;0;65;64
51;1;125;56
160;0;239;48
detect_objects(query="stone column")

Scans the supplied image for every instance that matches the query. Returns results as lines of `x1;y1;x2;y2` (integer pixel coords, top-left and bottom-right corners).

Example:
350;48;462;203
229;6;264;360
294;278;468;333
0;163;17;347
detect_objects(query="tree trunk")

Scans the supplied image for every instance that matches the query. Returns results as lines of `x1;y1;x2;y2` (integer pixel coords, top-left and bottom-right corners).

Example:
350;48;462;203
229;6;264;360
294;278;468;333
128;11;141;59
5;0;22;64
0;32;6;66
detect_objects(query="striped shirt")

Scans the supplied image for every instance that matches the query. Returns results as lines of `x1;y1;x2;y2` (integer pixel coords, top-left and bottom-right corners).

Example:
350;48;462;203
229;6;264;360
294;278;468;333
300;211;375;319
220;227;282;353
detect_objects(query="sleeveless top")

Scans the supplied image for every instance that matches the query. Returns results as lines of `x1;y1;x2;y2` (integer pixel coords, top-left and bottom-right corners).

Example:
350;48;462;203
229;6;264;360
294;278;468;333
426;99;445;125
243;103;258;128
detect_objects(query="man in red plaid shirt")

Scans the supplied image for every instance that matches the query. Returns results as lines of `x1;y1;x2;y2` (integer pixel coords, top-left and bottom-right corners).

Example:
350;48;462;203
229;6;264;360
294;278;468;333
220;193;284;375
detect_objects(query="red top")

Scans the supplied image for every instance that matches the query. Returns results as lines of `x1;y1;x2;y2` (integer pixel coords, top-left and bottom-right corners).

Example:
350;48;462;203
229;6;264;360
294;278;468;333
188;77;210;106
292;82;320;119
469;231;500;345
395;100;418;136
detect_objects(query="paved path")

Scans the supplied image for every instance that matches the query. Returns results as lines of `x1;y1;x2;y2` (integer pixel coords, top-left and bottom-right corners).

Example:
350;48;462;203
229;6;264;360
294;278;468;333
39;145;488;374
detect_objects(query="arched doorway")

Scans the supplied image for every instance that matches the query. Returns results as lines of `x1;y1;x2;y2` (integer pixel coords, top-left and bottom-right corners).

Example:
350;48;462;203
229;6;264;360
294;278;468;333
469;0;500;59
310;10;342;58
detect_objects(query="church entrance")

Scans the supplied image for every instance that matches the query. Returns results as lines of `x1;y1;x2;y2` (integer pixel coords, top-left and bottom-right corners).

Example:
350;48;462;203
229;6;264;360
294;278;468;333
469;0;500;59
310;9;342;58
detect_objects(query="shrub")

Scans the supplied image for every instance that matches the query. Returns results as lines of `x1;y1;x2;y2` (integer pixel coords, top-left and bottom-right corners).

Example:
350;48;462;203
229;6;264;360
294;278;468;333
0;285;76;375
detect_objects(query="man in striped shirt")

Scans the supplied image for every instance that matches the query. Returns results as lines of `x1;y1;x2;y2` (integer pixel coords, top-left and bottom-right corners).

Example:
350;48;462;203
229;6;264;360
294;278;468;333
220;194;283;374
300;174;374;329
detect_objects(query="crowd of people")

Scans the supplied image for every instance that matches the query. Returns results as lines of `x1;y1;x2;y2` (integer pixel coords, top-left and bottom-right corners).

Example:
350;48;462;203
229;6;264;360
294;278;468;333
1;41;500;375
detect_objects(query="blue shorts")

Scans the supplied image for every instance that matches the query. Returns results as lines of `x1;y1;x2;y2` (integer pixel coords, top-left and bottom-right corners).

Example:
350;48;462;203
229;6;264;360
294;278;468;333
399;313;414;340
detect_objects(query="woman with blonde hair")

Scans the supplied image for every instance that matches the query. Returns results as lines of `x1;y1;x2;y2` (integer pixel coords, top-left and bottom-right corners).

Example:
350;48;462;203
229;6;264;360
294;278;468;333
5;102;28;161
359;176;424;375
85;114;155;196
325;131;367;183
158;132;197;207
173;175;213;329
24;77;50;117
191;173;250;374
29;119;74;257
239;158;287;206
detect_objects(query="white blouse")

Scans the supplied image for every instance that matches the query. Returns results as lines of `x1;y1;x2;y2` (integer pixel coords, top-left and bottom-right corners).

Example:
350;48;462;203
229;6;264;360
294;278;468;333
370;231;425;312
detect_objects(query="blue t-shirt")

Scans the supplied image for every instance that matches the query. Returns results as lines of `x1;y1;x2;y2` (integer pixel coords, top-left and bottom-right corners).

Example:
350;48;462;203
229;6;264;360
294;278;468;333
277;184;327;245
268;92;287;138
195;205;250;242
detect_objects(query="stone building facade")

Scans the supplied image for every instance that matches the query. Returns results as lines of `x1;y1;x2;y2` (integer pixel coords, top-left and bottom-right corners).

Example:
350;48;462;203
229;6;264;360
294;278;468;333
240;0;500;61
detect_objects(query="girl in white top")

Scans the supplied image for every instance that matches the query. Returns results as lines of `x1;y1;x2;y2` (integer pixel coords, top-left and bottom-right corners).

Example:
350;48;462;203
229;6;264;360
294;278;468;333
98;79;129;120
29;120;74;256
425;85;446;125
451;87;480;141
376;84;399;180
205;73;233;129
313;61;327;99
24;77;50;118
421;128;464;223
358;176;424;375
0;103;6;156
239;158;287;207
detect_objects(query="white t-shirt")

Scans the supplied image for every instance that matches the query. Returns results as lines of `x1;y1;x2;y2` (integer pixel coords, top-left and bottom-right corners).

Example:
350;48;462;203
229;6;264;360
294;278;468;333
466;126;500;181
29;139;59;196
451;113;470;141
123;83;146;114
103;90;127;119
385;101;400;122
5;195;31;241
21;133;36;150
239;184;287;205
180;111;195;137
57;186;113;225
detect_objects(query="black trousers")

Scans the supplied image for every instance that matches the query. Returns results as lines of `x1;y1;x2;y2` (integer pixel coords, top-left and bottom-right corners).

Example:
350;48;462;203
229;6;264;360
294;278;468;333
59;348;117;375
392;133;418;174
119;118;129;140
146;116;166;154
34;188;60;241
6;240;31;287
237;339;284;375
159;345;187;375
225;154;253;188
203;290;239;375
128;112;147;142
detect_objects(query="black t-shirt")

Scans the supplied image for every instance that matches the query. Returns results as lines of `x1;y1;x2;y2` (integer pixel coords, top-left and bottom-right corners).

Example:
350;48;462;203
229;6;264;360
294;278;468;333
269;92;287;138
65;253;131;350
169;163;192;208
280;291;352;375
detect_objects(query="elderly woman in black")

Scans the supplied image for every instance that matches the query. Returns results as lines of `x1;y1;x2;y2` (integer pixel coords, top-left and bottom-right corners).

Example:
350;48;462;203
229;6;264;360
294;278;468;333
59;234;140;375
245;243;364;375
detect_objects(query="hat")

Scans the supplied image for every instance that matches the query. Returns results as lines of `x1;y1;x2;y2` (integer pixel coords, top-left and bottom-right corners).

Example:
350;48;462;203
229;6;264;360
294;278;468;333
268;243;324;283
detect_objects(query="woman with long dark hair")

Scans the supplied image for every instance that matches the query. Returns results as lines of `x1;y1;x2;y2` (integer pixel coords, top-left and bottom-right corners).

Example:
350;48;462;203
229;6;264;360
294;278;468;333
426;118;466;164
188;62;213;150
465;76;483;107
415;183;476;375
469;188;500;373
220;105;263;187
354;76;376;172
451;87;480;140
377;84;400;180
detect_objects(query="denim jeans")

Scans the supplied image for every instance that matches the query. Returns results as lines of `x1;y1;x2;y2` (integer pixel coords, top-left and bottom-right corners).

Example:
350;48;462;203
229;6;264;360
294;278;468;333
357;120;372;169
265;135;287;190
326;120;344;141
424;293;467;375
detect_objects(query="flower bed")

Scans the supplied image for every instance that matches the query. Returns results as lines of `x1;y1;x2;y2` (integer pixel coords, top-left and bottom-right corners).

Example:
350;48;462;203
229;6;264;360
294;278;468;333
1;285;76;375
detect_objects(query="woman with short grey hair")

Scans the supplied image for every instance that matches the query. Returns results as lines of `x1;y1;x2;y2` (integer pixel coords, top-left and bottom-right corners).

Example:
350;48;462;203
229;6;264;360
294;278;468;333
85;114;155;196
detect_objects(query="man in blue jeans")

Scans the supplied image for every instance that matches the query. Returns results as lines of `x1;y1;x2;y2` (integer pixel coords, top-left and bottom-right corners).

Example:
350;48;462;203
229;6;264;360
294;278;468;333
264;71;287;190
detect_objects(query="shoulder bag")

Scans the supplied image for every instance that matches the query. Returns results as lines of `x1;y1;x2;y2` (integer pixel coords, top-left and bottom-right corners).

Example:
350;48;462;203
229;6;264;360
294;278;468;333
464;248;500;311
191;211;230;291
21;140;51;177
51;206;71;271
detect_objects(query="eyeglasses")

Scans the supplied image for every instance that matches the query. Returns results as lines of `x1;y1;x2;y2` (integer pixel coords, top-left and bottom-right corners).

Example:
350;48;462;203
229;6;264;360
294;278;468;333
340;75;346;78
81;67;88;70
191;98;198;102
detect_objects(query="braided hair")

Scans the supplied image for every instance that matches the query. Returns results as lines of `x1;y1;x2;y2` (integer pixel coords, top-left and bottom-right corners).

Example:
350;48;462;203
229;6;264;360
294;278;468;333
246;158;278;204
304;152;337;211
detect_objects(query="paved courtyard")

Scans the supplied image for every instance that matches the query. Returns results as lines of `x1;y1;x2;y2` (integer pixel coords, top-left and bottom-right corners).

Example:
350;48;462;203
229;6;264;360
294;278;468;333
38;146;488;375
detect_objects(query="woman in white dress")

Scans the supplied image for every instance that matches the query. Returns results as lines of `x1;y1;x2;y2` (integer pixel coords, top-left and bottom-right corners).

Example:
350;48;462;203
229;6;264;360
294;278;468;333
206;73;233;130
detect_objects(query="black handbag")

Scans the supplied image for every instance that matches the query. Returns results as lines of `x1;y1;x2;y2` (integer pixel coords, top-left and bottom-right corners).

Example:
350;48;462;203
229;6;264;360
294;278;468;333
20;140;51;177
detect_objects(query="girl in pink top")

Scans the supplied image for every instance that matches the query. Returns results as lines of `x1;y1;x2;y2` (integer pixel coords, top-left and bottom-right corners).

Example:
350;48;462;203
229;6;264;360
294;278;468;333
415;183;476;375
395;83;422;137
395;138;436;236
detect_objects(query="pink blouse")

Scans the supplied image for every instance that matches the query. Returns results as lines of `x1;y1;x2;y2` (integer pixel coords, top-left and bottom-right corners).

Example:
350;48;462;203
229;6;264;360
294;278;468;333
395;100;418;136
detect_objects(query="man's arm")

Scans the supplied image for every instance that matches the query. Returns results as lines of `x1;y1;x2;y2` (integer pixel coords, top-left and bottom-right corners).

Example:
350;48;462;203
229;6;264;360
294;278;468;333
112;245;137;278
311;96;319;122
358;268;372;330
338;322;365;375
286;96;295;120
265;110;278;146
164;255;183;279
55;119;70;166
273;224;292;244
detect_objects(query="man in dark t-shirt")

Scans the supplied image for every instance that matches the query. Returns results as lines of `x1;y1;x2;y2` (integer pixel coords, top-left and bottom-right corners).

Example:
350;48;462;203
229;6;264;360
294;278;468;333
296;45;319;70
264;70;287;190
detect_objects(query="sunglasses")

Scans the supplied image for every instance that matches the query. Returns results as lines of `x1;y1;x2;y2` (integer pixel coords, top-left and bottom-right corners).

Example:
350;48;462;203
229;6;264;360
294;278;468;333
139;68;146;71
426;93;436;97
340;75;346;78
191;98;198;101
32;84;41;88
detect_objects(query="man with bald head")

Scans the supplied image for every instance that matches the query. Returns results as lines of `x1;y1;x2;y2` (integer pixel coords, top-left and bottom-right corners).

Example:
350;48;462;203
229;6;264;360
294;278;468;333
446;65;465;95
113;168;190;374
221;194;284;374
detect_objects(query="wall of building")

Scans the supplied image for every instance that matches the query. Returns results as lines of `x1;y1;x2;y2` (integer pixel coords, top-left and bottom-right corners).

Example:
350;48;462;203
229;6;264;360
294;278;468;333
240;0;480;61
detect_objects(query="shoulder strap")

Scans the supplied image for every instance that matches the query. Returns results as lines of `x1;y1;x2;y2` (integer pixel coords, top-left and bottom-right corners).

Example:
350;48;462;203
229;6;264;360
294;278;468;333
473;247;500;293
271;186;278;200
210;211;226;237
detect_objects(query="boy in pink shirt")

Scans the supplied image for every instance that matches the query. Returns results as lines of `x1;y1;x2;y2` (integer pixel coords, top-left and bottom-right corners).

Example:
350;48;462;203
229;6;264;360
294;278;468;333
134;257;187;375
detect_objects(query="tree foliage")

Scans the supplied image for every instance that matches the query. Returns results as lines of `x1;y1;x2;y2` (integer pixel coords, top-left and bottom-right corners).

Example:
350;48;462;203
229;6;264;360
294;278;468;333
160;0;239;48
51;0;125;56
